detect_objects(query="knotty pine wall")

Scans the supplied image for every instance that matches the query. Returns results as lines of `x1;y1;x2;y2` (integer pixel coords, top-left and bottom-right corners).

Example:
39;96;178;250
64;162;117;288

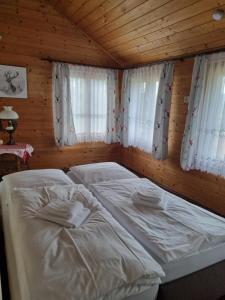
0;0;120;169
121;59;225;216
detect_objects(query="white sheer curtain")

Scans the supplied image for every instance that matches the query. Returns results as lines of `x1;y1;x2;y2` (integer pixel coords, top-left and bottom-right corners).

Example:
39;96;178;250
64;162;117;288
121;64;163;153
181;52;225;177
69;65;118;143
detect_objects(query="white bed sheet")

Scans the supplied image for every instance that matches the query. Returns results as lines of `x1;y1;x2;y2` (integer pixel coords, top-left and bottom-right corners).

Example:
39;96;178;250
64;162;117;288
89;178;225;283
1;171;163;300
69;162;138;185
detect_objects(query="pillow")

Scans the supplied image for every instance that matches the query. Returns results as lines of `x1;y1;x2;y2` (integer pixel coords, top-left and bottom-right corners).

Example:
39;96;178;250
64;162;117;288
3;169;73;189
69;162;138;185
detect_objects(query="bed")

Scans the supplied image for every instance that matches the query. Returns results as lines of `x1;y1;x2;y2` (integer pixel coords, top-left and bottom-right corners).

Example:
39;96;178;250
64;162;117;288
0;169;164;300
68;162;225;300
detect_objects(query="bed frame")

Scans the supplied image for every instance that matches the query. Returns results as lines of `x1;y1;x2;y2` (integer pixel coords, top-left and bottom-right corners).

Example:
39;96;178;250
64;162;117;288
158;260;225;300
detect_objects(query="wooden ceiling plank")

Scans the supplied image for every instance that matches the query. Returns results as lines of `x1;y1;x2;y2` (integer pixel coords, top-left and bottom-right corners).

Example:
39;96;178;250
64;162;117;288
70;0;107;24
55;0;88;19
83;0;148;34
10;0;54;14
109;8;216;52
125;29;225;64
142;37;225;64
78;0;125;29
90;0;171;39
94;0;198;41
1;1;60;19
112;12;225;57
138;28;225;58
44;0;59;7
100;0;225;48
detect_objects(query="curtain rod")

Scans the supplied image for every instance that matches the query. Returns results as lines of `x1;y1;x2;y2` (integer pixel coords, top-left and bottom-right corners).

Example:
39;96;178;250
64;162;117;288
41;58;122;70
41;46;225;70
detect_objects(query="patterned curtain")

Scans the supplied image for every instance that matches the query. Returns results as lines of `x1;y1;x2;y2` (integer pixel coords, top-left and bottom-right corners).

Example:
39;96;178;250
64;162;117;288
106;69;120;143
152;62;174;160
119;70;131;147
52;62;77;147
180;53;225;177
180;56;206;170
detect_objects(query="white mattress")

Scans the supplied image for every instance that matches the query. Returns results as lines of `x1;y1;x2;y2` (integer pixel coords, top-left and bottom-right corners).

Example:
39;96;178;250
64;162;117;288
69;162;138;185
0;171;161;300
89;178;225;283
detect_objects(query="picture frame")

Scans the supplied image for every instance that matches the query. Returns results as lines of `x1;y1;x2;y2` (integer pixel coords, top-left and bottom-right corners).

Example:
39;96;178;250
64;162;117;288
0;64;28;99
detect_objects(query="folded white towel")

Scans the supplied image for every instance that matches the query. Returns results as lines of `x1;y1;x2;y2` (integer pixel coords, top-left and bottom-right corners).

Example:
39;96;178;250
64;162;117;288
35;192;91;228
132;187;166;210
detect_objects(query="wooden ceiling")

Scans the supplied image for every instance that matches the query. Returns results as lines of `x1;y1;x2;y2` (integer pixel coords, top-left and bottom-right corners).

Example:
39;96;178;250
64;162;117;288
49;0;225;67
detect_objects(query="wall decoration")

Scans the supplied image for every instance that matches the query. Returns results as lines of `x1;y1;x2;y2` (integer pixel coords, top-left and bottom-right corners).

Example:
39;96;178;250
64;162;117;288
0;65;28;98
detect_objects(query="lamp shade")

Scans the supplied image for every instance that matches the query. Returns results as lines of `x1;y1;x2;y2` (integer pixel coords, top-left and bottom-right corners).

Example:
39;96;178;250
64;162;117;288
0;106;19;119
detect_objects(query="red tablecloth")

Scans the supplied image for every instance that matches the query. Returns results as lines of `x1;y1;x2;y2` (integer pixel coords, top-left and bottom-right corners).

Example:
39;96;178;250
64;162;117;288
0;144;33;163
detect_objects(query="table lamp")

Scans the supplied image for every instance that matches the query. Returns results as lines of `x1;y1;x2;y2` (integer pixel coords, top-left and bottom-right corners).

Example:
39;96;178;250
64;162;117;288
0;106;19;145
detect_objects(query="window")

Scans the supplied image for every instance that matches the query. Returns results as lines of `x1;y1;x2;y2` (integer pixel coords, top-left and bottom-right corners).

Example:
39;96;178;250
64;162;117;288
52;63;118;147
70;74;107;142
125;65;163;153
181;53;225;177
69;65;117;143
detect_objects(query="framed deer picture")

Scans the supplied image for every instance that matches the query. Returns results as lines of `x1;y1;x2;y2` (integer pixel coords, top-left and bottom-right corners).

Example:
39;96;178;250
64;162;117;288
0;65;28;98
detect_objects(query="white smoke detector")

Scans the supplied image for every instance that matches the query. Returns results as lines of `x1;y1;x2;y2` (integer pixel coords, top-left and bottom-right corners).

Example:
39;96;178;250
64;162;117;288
212;9;225;21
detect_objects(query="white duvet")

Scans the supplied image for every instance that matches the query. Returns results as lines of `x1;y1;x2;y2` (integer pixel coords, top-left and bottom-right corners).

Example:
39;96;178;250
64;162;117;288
90;178;225;265
9;183;164;300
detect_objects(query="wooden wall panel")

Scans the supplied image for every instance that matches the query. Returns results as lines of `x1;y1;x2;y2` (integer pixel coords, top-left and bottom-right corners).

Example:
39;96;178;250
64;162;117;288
121;59;225;216
0;0;120;169
0;0;119;67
